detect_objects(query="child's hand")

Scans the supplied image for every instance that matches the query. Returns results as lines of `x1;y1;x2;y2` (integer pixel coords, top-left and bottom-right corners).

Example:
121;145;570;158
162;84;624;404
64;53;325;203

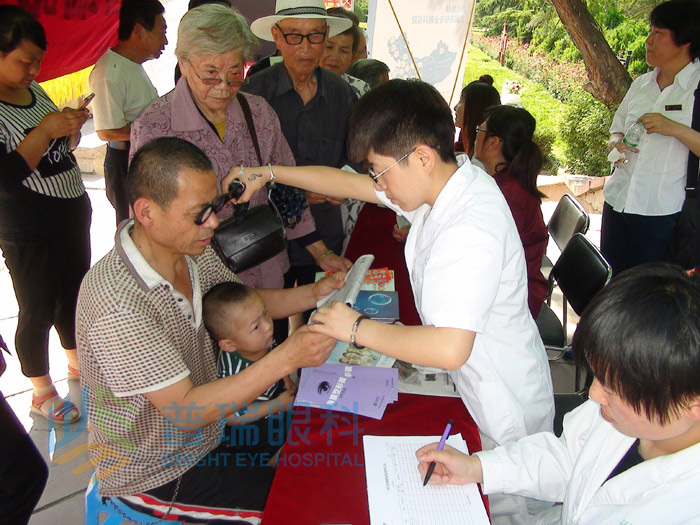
283;375;297;394
277;389;296;411
415;444;484;485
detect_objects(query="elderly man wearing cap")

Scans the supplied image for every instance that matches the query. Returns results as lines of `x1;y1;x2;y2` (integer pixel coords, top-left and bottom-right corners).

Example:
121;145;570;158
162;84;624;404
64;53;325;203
243;0;356;320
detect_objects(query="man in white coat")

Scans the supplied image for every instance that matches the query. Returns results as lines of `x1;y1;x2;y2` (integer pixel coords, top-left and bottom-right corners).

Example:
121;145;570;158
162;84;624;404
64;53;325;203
417;262;700;524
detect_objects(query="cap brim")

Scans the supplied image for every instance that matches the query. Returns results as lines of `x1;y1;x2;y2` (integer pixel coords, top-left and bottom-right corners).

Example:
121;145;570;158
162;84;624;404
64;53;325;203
251;15;353;42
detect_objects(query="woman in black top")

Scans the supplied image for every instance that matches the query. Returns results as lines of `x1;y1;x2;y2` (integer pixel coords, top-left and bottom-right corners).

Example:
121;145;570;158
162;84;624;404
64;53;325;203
0;6;91;423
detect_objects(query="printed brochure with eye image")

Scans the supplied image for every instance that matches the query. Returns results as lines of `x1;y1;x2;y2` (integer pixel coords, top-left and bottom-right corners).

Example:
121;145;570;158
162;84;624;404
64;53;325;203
294;363;399;419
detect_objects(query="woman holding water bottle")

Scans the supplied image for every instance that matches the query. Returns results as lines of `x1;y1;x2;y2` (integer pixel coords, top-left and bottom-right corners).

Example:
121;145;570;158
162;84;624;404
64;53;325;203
601;0;700;276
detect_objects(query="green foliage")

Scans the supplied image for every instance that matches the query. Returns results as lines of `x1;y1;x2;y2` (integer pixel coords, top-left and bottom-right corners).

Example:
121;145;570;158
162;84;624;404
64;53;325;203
354;0;368;23
603;19;650;76
474;0;654;78
558;90;616;177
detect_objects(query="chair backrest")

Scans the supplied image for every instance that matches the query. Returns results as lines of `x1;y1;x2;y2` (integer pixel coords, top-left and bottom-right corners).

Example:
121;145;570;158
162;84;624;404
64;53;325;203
547;194;590;252
552;233;612;316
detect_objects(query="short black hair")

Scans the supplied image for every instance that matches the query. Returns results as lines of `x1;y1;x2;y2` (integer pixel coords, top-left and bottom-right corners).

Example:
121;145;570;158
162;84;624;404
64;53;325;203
347;59;390;88
573;262;700;425
203;281;255;341
118;0;165;41
127;137;214;209
649;0;700;60
188;0;231;9
348;79;456;164
0;5;47;54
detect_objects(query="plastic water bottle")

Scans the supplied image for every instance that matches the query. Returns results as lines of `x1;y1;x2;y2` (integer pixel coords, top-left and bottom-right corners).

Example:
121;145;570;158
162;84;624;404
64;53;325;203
619;122;645;166
622;122;645;148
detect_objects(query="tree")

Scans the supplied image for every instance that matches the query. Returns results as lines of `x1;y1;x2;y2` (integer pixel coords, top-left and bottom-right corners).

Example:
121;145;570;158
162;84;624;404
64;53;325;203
549;0;632;105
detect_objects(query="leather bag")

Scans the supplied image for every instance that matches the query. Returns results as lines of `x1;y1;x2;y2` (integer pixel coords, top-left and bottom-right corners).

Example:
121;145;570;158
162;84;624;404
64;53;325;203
211;94;286;273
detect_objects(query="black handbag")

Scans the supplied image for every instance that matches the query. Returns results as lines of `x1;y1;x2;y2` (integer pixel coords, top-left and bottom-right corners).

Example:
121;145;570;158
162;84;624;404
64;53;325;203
667;79;700;269
211;95;286;273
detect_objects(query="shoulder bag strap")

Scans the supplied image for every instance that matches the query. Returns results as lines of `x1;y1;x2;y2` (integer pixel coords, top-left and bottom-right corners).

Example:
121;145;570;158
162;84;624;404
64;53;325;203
685;79;700;199
236;92;263;166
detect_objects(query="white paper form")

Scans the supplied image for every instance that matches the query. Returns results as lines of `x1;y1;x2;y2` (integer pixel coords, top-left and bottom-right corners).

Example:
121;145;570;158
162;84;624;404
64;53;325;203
363;435;489;525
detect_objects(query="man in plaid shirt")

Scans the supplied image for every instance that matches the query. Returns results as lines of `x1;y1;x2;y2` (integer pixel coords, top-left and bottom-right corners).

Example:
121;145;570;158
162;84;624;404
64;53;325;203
76;137;341;522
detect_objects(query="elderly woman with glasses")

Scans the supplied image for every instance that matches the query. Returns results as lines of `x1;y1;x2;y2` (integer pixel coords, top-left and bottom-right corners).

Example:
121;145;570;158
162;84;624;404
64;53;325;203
131;4;348;295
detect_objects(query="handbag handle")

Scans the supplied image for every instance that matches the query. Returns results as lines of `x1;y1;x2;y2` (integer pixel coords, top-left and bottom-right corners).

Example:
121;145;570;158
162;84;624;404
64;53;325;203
234;93;287;225
237;93;263;166
224;93;263;222
685;79;700;198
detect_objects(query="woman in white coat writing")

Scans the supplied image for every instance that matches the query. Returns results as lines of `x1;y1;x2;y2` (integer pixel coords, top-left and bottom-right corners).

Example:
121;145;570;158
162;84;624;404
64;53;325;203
417;262;700;524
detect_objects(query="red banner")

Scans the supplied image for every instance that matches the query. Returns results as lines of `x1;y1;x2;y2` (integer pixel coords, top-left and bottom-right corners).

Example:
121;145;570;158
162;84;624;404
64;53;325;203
1;0;119;82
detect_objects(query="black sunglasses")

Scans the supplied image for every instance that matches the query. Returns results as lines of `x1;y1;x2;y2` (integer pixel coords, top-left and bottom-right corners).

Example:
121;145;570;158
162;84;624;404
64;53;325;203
194;179;246;226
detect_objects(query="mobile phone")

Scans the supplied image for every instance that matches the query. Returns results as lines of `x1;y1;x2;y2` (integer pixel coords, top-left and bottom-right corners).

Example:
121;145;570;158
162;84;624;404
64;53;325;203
78;93;95;110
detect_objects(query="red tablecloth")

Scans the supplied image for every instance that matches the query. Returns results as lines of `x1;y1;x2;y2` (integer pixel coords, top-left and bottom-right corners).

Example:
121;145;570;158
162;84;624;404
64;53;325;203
261;394;483;525
261;203;487;523
344;203;421;326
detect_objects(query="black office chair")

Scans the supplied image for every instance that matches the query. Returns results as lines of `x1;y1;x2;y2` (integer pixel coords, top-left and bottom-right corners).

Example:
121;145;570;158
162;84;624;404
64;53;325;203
553;391;588;437
537;233;612;391
541;194;590;292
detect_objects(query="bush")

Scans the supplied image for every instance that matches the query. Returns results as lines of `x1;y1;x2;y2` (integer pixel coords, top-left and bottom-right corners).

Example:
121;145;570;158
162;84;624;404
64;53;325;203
558;90;616;177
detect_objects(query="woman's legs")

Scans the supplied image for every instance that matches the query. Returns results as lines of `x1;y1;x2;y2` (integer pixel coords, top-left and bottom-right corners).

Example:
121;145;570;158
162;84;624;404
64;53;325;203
0;223;90;420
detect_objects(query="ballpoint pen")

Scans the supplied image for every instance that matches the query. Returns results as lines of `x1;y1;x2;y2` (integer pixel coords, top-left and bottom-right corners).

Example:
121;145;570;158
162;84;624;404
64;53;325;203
423;419;453;486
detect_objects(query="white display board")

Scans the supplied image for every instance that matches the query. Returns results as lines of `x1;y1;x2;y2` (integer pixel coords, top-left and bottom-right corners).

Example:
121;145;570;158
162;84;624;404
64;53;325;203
367;0;476;106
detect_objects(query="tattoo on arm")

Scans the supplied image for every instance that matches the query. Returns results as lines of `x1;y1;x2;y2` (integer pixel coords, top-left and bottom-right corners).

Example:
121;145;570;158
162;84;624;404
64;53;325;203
247;172;264;182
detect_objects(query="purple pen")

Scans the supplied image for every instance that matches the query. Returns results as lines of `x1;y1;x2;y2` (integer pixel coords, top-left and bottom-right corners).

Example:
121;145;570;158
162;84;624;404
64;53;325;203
423;419;454;486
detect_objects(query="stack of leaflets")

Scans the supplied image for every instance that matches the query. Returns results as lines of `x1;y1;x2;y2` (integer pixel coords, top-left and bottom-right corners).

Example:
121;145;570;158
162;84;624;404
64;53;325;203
294;363;399;419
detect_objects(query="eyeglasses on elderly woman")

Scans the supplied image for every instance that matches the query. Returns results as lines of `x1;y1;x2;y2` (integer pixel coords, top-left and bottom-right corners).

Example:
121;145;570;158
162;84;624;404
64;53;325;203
186;60;249;87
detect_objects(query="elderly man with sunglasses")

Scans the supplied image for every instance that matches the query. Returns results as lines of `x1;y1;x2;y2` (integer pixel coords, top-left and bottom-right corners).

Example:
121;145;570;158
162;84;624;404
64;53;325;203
76;136;342;521
242;0;356;311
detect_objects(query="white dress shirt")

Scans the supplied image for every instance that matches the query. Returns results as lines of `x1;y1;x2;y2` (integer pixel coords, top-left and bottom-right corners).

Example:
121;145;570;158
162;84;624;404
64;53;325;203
604;60;700;216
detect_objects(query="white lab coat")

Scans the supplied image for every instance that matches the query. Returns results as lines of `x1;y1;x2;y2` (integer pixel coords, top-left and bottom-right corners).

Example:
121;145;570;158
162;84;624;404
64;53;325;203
475;400;700;524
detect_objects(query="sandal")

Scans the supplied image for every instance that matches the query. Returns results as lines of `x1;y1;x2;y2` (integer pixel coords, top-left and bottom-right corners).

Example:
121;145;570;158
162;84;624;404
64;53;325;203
30;390;80;423
67;364;80;381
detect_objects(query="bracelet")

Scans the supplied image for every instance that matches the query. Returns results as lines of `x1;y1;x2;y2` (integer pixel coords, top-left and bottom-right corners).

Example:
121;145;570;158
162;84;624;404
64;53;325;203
238;164;245;178
315;249;334;265
267;163;277;189
350;315;370;349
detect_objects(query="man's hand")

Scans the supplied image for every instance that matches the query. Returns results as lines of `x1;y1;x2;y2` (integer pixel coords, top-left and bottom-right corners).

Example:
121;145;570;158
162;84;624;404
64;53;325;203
639;112;682;137
392;224;410;243
318;253;353;273
279;325;336;369
311;273;345;301
306;190;346;206
416;443;484;485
